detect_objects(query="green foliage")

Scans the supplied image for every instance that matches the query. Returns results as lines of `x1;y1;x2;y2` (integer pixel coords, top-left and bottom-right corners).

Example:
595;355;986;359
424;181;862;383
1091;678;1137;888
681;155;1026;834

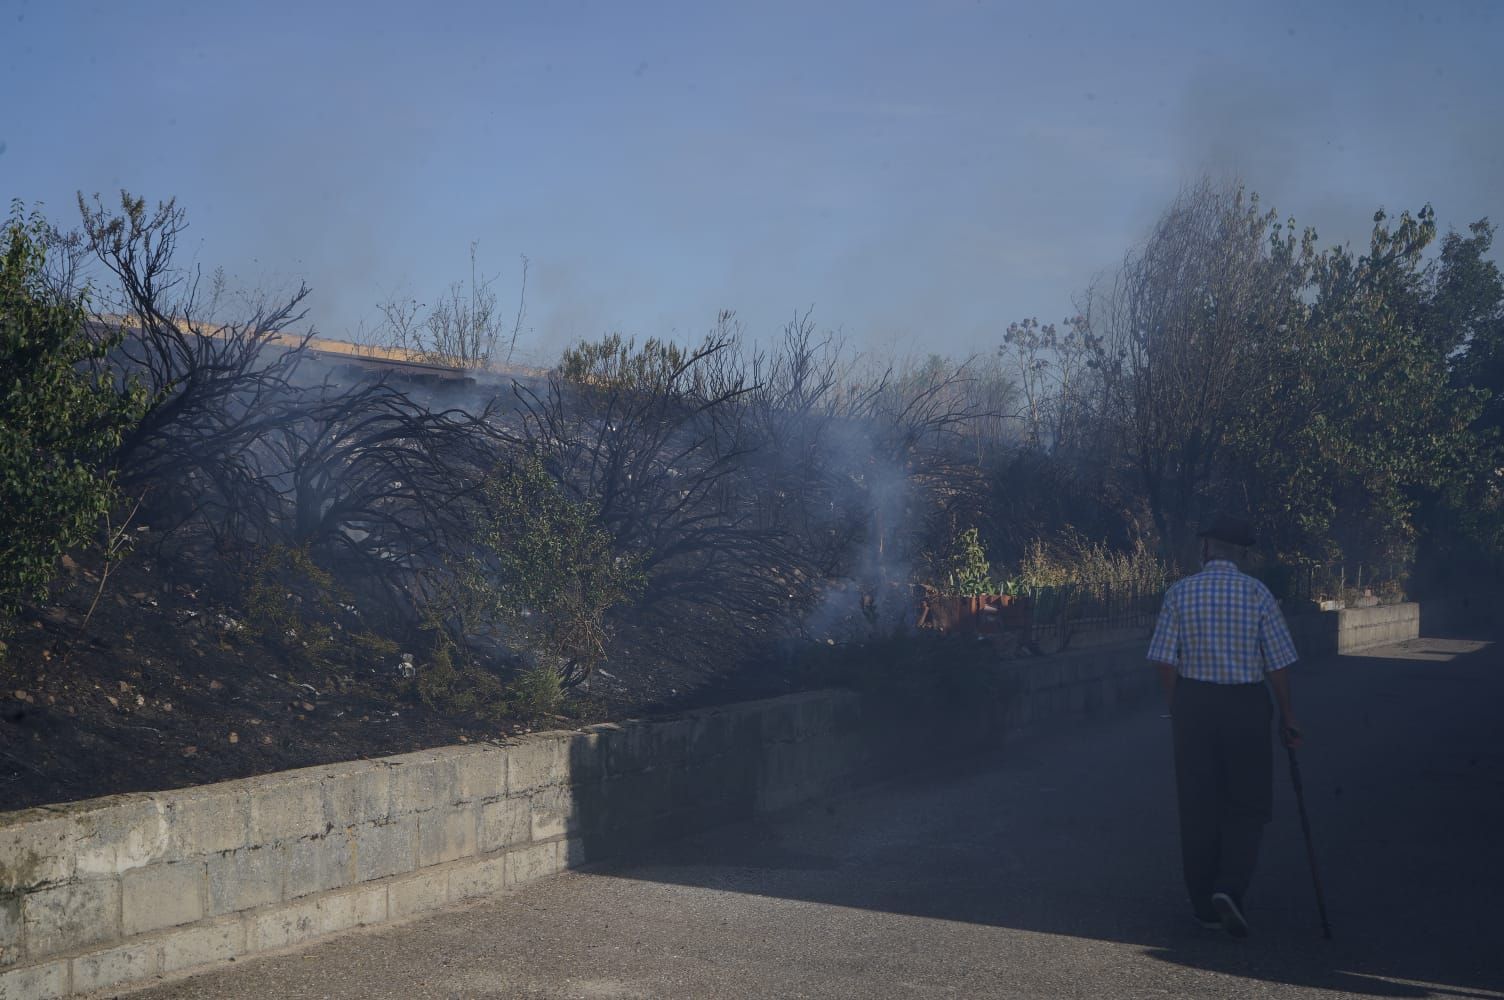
349;629;399;659
557;333;689;391
481;457;644;677
414;639;508;719
941;527;996;597
411;456;638;718
505;662;565;720
1016;532;1170;598
1231;206;1485;573
1087;182;1496;579
0;203;147;626
243;544;340;666
1433;219;1504;559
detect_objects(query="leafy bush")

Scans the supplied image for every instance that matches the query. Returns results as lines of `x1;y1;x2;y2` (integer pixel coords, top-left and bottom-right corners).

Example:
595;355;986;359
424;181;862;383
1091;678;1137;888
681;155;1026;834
243;544;341;666
506;662;565;721
1016;531;1171;599
476;456;644;683
414;640;508;719
421;455;643;698
0;203;147;626
941;527;996;597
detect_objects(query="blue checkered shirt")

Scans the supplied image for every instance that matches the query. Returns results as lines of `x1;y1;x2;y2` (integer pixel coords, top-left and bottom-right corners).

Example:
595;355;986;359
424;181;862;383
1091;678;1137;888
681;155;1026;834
1147;560;1298;683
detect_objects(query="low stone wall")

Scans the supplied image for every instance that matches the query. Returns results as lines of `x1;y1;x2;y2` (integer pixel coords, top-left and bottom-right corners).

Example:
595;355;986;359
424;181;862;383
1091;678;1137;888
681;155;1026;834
1285;602;1420;657
0;692;864;999
1334;602;1421;653
1418;591;1503;635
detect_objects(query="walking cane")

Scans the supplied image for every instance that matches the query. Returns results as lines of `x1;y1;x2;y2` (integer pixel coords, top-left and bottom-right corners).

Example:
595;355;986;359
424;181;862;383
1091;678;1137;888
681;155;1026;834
1282;723;1334;940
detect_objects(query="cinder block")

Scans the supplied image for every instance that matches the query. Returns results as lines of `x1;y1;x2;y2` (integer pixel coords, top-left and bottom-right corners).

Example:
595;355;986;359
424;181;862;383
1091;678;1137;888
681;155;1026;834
248;898;320;951
23;878;119;957
687;757;754;820
163;786;248;860
764;698;803;743
321;763;391;826
388;753;460;815
667;764;704;813
418;808;477;868
284;829;353;899
601;723;652;777
71;940;160;993
1;892;20;968
564;733;606;786
354;817;417;882
207;846;282;916
508;737;571;793
478;800;530;854
607;769;671;834
0;958;68;1000
829;693;863;729
69;794;171;877
508;840;561;886
0;810;76;892
559;837;590;869
793;695;834;740
529;787;580;842
452;747;508;803
318;884;387;934
447;856;507;902
723;708;765;759
249;776;328;844
388;869;448;919
122;860;205;935
688;711;732;758
160;918;245;974
649;719;696;765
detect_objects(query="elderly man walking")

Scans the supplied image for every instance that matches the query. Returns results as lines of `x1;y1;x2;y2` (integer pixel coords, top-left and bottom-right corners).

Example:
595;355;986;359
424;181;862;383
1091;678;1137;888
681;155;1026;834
1148;514;1301;938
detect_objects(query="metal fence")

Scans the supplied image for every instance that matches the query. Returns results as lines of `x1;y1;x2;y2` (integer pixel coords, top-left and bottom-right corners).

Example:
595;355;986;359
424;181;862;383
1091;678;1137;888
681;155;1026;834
1024;582;1165;643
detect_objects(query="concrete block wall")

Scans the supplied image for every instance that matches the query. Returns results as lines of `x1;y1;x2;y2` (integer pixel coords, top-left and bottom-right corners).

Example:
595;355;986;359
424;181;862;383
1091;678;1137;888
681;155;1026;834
1335;602;1420;653
0;691;863;999
990;643;1159;736
1418;591;1502;635
1285;602;1420;657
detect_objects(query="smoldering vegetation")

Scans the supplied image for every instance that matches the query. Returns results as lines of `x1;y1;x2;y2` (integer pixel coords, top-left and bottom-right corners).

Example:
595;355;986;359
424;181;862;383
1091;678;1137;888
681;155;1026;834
16;192;1097;723
10;177;1503;730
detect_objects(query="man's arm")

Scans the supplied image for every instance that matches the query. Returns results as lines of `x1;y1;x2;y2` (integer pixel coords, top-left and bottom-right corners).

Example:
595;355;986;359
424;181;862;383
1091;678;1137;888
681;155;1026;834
1153;661;1176;712
1257;588;1302;746
1147;594;1179;713
1266;667;1301;748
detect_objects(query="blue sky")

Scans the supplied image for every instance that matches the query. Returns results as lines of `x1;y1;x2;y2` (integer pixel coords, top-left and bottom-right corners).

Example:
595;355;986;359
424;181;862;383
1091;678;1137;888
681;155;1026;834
3;0;1501;364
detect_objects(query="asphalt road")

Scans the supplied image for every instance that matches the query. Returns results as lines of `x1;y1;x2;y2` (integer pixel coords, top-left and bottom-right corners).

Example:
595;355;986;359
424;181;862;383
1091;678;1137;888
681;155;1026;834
124;633;1504;999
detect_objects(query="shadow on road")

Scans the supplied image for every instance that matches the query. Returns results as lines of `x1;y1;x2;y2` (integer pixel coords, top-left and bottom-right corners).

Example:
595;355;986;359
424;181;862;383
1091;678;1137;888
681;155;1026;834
595;632;1504;998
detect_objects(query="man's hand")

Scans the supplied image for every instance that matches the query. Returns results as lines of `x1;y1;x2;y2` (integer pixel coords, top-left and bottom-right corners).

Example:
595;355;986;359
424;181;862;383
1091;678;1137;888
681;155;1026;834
1154;661;1176;714
1281;718;1303;750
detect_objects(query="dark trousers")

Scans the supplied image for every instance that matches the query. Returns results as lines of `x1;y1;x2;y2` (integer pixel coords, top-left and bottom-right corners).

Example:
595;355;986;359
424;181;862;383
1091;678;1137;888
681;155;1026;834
1171;677;1273;916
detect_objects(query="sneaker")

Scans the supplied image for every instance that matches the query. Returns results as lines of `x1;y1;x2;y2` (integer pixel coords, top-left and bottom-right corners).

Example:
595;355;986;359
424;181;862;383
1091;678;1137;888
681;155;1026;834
1211;892;1249;938
1194;914;1221;930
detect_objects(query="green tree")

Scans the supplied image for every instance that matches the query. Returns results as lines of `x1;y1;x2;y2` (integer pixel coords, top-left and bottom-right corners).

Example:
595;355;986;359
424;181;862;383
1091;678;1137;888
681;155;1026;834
0;203;147;625
1419;219;1504;575
1085;180;1310;557
1235;208;1486;576
1087;183;1488;578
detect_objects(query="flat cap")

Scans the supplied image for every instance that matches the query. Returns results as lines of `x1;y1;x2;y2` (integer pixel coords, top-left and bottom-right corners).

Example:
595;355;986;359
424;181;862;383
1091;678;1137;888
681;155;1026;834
1198;513;1257;547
